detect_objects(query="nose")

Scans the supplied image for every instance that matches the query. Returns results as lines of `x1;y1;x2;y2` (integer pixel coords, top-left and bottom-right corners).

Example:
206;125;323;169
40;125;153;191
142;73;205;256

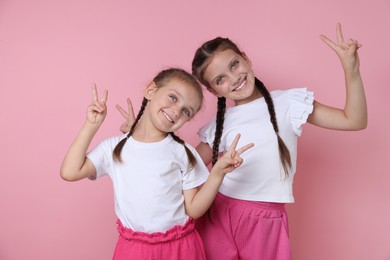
228;71;240;86
170;104;180;119
232;75;241;86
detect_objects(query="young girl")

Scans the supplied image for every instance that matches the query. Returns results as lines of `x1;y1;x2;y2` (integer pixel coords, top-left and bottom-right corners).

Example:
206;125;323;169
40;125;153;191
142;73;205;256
189;24;367;259
60;68;253;260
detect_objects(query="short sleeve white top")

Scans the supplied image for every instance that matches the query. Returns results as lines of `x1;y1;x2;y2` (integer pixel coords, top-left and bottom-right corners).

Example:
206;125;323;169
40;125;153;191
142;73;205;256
87;134;209;233
198;88;314;203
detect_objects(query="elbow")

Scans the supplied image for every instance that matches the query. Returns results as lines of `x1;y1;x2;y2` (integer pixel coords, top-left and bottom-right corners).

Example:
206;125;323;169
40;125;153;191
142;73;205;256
185;209;204;220
352;118;368;131
60;171;74;182
344;113;368;131
357;122;368;130
60;167;79;182
187;212;203;220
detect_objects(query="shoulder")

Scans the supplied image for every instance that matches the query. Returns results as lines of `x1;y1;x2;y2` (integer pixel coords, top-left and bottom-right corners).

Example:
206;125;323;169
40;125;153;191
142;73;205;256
270;89;291;100
102;134;127;148
91;134;126;150
271;88;313;104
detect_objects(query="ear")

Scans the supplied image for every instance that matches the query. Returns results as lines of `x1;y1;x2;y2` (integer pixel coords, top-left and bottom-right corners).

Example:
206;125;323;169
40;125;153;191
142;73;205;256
241;52;252;66
207;87;222;98
144;82;158;100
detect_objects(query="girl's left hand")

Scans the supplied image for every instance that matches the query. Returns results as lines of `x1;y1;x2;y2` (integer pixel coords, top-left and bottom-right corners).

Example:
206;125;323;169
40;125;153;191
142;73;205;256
213;134;254;175
320;23;361;72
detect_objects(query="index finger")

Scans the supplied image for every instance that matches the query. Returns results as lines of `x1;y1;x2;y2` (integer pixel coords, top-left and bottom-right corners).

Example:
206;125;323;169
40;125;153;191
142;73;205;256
320;34;338;52
236;143;254;156
101;89;108;103
116;104;128;118
227;134;241;153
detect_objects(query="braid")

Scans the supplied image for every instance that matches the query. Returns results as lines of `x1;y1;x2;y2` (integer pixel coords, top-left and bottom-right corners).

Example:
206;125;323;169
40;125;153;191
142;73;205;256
113;98;148;163
170;132;197;169
212;97;226;166
255;78;291;176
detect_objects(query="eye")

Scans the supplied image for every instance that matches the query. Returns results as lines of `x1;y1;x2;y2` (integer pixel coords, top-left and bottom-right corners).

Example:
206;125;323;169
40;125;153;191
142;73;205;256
231;60;239;69
169;94;177;102
182;108;191;118
215;76;224;85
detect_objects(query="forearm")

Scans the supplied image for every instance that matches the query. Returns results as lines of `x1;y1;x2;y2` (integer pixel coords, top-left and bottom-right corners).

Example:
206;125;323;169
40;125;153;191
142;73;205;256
184;172;224;219
343;68;367;129
60;122;100;181
185;134;250;219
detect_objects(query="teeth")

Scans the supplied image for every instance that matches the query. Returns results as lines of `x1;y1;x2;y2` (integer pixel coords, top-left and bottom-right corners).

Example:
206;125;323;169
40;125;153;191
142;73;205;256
234;80;246;91
162;111;174;123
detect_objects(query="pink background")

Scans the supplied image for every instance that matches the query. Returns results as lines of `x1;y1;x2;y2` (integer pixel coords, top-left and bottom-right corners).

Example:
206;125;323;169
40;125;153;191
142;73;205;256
1;1;389;259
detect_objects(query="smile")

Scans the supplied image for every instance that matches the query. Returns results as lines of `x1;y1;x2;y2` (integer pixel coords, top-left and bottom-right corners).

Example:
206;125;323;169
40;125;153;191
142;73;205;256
233;78;246;92
162;111;174;123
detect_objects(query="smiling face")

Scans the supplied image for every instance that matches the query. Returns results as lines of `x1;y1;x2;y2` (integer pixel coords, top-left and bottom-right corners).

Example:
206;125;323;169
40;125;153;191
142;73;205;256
203;49;261;105
144;78;202;136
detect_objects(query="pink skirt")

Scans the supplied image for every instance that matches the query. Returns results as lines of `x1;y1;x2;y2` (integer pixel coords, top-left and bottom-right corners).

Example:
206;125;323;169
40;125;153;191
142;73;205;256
113;218;206;260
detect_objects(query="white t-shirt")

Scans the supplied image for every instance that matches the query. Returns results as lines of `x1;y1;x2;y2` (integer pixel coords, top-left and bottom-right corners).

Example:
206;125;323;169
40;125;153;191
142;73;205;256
87;134;209;233
198;88;314;203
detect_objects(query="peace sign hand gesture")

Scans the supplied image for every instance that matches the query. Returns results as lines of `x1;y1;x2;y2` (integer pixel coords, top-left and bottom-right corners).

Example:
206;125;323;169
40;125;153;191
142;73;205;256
320;23;362;73
213;134;254;176
116;98;135;134
86;84;108;126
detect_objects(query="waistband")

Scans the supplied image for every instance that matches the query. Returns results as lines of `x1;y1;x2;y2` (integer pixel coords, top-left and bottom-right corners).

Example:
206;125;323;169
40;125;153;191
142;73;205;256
117;218;195;244
217;192;286;210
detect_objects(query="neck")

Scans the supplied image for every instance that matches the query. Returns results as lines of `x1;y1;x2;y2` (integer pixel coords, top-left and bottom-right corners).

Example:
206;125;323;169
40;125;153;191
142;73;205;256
234;87;263;106
131;120;167;143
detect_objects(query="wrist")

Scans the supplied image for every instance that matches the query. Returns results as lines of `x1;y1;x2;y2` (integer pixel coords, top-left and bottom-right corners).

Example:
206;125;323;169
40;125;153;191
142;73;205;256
83;121;101;133
210;167;226;179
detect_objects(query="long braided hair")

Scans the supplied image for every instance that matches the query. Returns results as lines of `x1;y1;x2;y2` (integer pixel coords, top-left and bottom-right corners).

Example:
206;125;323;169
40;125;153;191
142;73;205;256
192;37;291;176
113;68;203;169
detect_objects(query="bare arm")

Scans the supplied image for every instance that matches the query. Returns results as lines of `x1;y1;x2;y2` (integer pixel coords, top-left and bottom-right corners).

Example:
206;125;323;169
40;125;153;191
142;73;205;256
60;85;108;181
183;134;254;219
308;23;367;130
195;141;213;166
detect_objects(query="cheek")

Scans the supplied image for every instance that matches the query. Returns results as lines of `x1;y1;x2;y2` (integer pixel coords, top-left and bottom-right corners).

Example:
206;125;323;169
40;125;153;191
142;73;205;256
174;119;188;130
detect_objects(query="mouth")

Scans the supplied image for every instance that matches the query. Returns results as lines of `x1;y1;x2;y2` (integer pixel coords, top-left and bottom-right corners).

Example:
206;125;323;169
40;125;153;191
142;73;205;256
162;110;174;123
232;77;247;92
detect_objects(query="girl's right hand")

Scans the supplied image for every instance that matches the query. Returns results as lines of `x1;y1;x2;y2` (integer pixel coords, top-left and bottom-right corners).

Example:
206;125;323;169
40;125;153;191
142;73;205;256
87;84;108;126
116;98;135;133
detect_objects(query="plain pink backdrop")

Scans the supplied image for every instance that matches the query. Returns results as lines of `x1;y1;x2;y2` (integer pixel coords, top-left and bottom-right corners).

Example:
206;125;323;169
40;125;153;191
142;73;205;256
1;1;389;259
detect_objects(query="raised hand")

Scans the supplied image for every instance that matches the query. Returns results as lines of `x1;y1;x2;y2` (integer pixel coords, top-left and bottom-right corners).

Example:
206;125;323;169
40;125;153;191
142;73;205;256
309;23;367;131
320;23;361;72
213;134;254;175
87;84;108;125
116;98;135;133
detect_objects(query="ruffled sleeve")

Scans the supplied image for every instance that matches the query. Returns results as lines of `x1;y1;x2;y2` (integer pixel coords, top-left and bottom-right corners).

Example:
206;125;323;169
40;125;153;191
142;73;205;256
197;119;217;148
288;88;314;136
